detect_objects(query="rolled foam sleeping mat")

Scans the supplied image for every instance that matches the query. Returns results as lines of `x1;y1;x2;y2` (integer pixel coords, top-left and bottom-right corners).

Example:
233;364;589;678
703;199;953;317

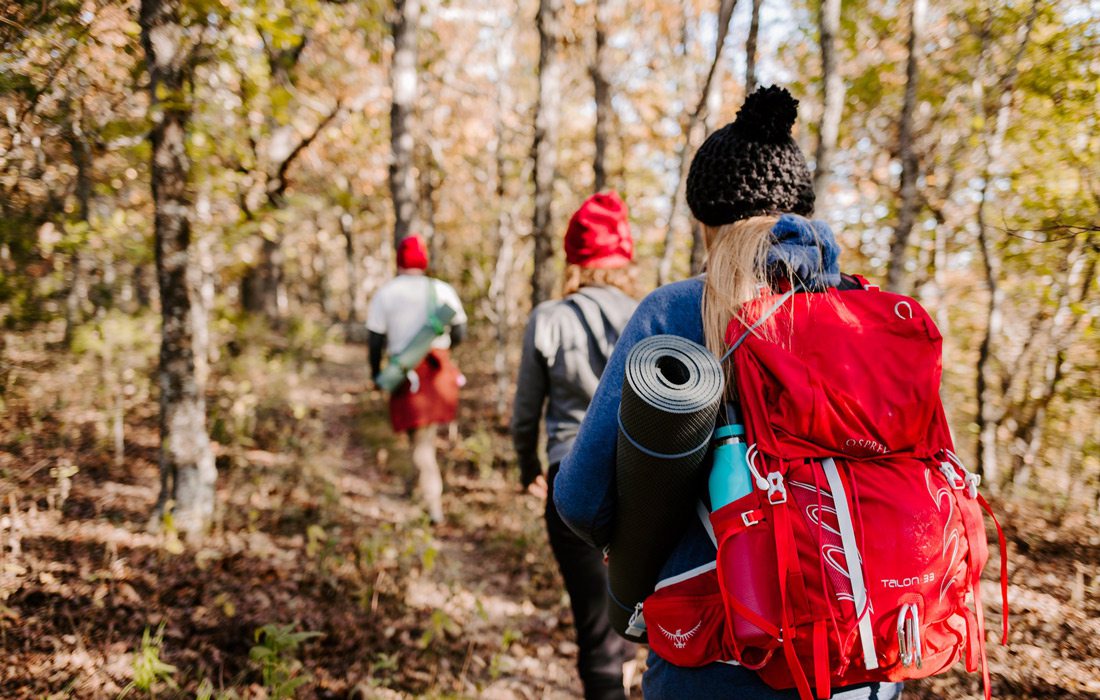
375;304;457;392
608;334;724;640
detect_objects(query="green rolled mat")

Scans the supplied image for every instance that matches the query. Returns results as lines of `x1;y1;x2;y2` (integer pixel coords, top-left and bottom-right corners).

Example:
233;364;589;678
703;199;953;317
608;334;725;640
375;304;457;392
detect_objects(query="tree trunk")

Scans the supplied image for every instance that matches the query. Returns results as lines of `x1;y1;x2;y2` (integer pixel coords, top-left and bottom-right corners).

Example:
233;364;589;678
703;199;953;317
64;132;92;346
340;211;367;325
974;180;1003;487
972;0;1039;487
885;0;925;293
657;0;739;286
530;0;563;307
744;0;762;90
242;237;286;319
491;40;517;419
419;143;442;267
931;209;949;333
812;0;844;208
140;0;216;539
592;0;611;192
113;390;126;468
389;0;420;248
192;190;216;384
689;86;724;274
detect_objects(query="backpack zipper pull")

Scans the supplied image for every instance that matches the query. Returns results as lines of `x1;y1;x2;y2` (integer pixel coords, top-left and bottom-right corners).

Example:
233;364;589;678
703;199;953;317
965;473;981;499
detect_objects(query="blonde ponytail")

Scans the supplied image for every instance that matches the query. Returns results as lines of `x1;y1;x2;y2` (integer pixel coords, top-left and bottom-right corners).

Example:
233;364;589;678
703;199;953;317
700;216;778;387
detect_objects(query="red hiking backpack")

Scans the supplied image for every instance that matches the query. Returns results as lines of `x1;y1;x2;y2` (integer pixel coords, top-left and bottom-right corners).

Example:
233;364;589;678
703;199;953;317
639;281;1009;699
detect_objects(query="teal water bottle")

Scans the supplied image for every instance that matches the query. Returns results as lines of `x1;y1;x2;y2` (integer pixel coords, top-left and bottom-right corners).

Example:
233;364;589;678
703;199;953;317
709;406;754;511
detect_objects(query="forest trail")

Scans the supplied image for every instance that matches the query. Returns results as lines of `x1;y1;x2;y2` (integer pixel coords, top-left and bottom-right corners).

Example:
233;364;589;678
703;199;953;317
2;335;1097;699
1;336;618;699
305;341;602;695
313;343;601;699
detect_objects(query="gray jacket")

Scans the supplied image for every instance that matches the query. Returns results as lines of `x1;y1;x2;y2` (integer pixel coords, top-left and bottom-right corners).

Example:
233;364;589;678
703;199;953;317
511;285;638;486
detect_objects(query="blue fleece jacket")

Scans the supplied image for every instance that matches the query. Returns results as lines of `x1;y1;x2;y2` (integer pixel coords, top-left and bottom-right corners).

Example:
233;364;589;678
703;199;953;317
554;217;902;698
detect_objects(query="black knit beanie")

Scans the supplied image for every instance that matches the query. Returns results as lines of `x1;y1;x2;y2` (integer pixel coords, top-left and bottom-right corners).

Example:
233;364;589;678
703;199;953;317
685;85;815;227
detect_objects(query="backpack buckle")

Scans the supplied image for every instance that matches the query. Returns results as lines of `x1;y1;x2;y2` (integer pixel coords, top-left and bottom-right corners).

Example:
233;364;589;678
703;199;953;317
741;510;761;527
625;602;646;638
939;462;965;490
766;472;787;505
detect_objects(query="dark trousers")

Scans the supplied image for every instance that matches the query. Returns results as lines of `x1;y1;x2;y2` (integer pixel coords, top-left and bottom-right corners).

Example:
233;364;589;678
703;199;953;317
546;464;634;700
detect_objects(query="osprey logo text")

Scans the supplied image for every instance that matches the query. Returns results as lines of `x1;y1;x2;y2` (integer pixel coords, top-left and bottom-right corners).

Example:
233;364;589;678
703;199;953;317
845;437;888;454
657;620;702;649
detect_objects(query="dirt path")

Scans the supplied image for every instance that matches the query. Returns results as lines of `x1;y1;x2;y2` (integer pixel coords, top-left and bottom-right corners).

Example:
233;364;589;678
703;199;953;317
265;343;614;698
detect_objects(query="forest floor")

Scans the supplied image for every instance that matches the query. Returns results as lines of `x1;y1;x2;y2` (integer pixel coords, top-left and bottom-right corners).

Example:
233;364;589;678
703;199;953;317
1;329;1098;699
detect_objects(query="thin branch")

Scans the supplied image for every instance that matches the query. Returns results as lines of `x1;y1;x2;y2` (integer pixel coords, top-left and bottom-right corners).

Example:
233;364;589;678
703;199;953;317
266;101;344;206
999;223;1100;243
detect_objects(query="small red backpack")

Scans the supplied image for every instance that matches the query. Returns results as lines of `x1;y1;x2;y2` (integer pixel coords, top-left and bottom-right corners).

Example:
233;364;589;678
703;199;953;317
640;279;1009;699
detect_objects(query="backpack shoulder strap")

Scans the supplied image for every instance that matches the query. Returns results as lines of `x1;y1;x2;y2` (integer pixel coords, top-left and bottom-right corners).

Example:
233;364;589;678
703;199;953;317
564;289;616;372
719;288;797;364
425;277;445;334
839;273;873;290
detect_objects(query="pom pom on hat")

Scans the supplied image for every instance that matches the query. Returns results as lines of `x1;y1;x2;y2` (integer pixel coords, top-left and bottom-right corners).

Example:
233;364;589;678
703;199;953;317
731;84;800;143
565;191;634;269
686;85;815;228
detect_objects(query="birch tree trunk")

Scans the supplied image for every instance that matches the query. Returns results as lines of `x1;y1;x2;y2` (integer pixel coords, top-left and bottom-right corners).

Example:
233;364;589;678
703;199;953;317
885;0;925;293
974;1;1039;488
140;0;216;539
744;0;762;90
812;0;844;208
530;0;563;306
592;0;611;192
389;0;420;248
657;0;739;286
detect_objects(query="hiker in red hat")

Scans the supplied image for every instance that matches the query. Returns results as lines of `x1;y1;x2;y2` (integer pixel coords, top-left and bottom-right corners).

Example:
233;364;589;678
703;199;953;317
512;191;640;699
368;234;467;524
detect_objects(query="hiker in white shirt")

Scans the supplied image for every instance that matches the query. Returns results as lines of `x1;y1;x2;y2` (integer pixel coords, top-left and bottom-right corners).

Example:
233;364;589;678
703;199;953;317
367;235;467;524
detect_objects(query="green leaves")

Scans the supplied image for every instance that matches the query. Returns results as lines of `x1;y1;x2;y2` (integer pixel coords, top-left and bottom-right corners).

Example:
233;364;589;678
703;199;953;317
250;623;323;699
119;624;179;697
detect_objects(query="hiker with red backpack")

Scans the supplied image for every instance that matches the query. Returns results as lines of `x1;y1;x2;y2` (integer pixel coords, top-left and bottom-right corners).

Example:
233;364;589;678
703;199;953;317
554;86;1007;699
512;191;640;700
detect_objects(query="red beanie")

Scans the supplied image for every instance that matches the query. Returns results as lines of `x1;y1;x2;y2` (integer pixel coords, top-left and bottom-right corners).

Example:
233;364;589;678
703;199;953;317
396;234;429;270
564;191;634;269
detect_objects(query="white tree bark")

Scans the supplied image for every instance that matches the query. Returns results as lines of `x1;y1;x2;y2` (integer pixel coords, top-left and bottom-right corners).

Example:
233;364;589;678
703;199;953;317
140;0;216;539
974;1;1040;489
